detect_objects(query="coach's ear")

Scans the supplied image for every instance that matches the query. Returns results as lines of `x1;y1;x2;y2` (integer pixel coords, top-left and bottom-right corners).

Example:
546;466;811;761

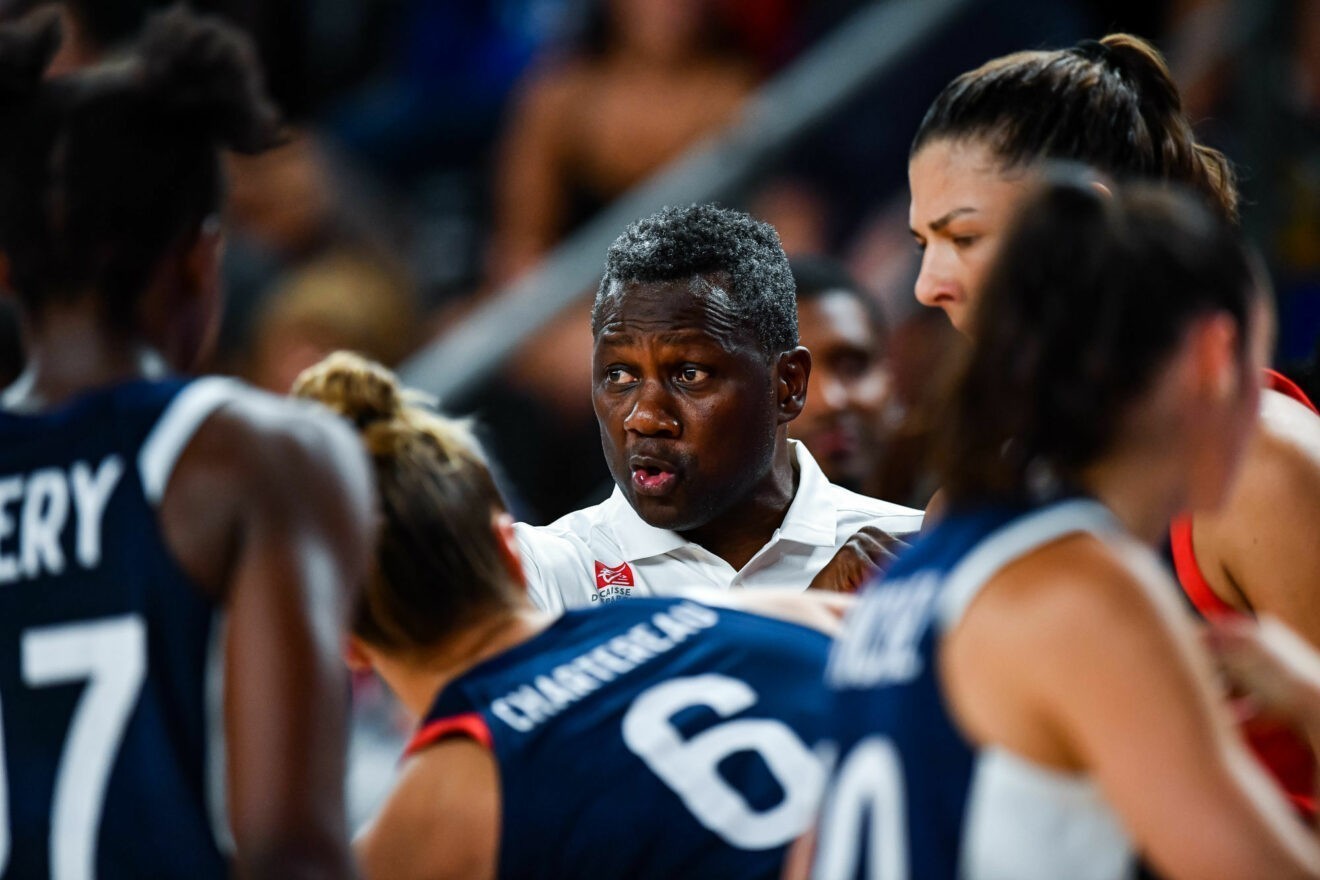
492;510;527;590
777;346;811;424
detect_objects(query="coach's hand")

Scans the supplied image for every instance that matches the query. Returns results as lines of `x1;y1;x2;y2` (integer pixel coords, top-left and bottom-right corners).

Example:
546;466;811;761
808;526;908;594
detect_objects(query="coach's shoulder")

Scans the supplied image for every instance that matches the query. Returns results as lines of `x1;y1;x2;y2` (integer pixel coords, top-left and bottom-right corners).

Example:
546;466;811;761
827;482;925;538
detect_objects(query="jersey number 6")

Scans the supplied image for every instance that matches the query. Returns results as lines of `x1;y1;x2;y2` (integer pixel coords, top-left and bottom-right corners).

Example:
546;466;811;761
622;673;823;850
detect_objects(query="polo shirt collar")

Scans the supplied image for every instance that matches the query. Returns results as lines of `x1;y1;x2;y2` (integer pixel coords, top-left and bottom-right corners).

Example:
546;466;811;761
775;440;841;548
603;487;689;562
604;440;839;563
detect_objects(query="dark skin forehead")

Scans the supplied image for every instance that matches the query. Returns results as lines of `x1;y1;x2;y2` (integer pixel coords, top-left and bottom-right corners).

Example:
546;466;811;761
594;273;763;356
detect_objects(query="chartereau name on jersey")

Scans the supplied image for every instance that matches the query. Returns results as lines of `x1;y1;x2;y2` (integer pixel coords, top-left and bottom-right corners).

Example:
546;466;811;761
490;600;719;733
0;454;124;585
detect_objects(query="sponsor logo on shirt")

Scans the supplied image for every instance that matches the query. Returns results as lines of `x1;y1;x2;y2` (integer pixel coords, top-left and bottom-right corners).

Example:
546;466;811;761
593;561;635;602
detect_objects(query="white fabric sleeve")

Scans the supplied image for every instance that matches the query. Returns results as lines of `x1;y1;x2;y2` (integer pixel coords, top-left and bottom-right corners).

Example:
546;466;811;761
139;377;243;506
513;522;567;615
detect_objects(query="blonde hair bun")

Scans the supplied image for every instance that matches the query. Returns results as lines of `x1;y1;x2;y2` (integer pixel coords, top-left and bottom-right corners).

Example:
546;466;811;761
291;350;403;428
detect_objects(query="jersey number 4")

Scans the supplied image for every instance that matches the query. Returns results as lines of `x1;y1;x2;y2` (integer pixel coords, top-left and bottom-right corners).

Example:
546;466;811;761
0;615;146;880
622;673;824;850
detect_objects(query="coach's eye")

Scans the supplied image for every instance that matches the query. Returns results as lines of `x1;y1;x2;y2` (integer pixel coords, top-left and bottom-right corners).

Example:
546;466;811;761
675;366;710;385
605;366;638;385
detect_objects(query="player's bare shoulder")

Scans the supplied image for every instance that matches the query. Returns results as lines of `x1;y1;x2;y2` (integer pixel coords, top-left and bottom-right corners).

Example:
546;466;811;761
160;383;374;601
1196;387;1320;594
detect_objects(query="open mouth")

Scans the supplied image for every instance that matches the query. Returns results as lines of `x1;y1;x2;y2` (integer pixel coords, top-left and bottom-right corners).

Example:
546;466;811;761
629;458;680;496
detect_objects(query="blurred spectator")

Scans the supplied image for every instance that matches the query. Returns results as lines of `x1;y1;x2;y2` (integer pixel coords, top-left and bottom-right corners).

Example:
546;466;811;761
1154;0;1320;369
226;136;339;261
217;131;414;371
790;255;891;493
322;0;565;182
865;306;964;510
244;250;419;393
41;0;137;72
486;0;757;283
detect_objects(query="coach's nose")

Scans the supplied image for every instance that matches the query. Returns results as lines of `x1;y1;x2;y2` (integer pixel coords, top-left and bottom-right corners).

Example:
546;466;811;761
624;380;680;437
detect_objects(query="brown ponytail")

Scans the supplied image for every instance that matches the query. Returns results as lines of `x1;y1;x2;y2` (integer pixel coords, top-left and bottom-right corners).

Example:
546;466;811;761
912;33;1238;222
1096;34;1237;221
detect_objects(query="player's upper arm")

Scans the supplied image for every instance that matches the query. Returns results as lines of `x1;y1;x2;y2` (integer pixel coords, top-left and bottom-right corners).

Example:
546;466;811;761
182;395;375;877
947;537;1320;880
1198;395;1320;647
669;586;850;635
356;739;501;880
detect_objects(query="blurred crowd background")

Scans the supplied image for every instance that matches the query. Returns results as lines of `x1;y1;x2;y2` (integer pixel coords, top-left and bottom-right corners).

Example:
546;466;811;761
1;0;1317;527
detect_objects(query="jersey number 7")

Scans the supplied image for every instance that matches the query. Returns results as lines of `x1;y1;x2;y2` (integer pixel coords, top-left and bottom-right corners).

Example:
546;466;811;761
0;615;146;880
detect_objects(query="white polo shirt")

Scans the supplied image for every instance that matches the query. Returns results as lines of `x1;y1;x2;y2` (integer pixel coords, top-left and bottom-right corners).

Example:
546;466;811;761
514;440;924;612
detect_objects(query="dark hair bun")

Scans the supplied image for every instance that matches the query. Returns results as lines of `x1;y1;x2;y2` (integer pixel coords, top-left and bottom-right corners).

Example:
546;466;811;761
0;8;61;99
137;5;283;154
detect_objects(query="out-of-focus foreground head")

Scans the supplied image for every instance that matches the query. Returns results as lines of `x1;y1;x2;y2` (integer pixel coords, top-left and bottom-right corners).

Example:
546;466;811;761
908;33;1237;332
938;174;1267;510
292;351;520;654
0;6;282;369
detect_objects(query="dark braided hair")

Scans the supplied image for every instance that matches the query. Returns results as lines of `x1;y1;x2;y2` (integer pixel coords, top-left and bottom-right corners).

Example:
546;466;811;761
0;6;282;329
912;34;1237;222
937;174;1260;504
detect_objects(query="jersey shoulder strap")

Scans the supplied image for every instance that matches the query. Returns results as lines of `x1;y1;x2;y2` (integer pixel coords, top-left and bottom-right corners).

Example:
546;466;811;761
138;377;246;506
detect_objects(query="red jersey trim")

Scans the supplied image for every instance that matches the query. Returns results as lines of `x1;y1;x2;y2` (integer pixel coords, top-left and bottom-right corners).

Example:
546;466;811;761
1170;514;1235;618
405;712;493;758
1264;368;1319;415
1173;369;1318;619
1174;369;1318;817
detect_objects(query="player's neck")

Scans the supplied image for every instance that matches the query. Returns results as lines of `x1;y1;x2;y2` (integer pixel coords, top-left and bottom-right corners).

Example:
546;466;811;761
378;607;555;720
1080;448;1184;545
7;303;165;410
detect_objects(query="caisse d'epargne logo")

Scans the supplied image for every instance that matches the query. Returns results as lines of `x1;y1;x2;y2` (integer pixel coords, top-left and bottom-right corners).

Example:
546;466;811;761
593;561;634;602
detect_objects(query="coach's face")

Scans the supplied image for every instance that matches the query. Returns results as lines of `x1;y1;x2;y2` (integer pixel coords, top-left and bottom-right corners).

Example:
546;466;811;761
593;274;808;533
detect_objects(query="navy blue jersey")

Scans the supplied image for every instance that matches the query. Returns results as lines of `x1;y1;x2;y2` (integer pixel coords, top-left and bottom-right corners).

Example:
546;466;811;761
407;597;833;880
812;498;1135;880
0;378;239;879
